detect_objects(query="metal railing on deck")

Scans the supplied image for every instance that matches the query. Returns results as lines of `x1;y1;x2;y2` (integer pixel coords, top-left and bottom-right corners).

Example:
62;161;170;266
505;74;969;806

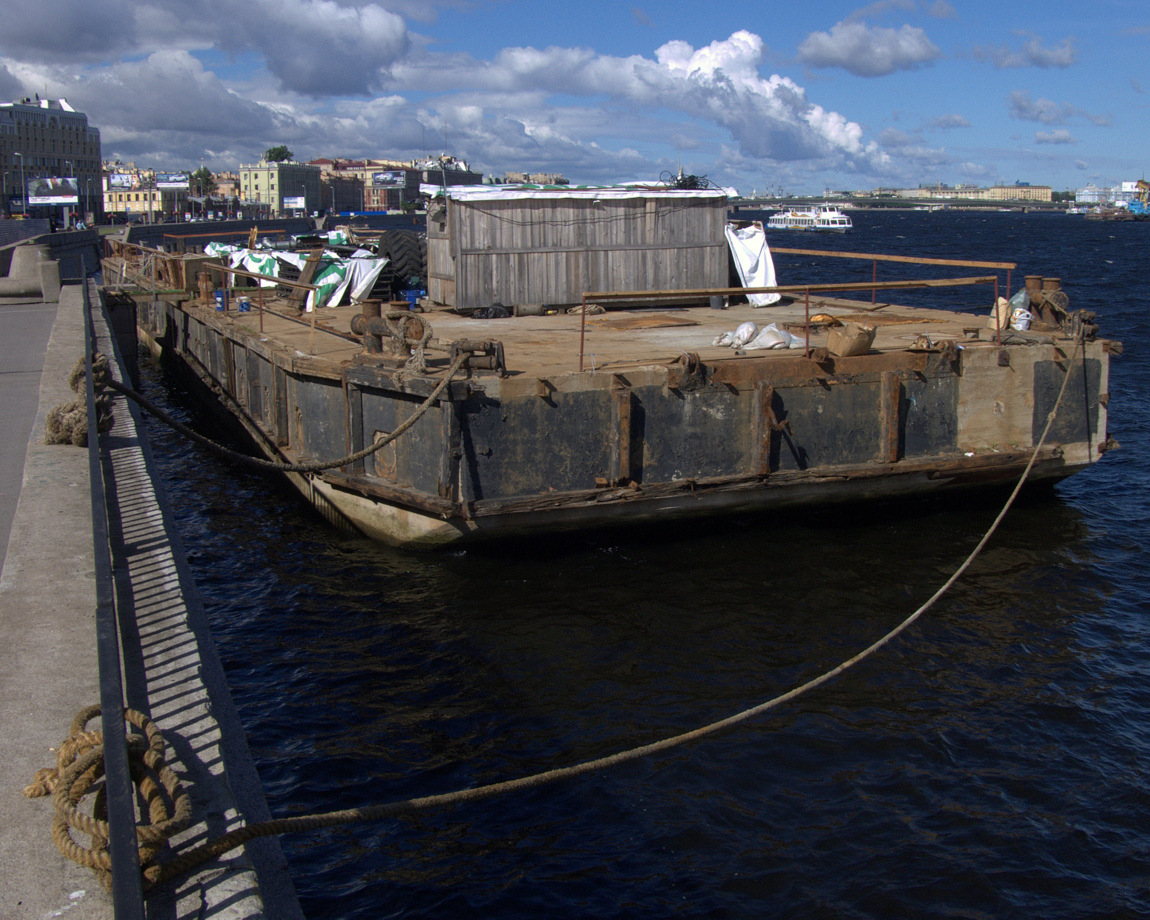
83;280;147;919
577;247;1019;370
770;246;1016;306
103;237;327;350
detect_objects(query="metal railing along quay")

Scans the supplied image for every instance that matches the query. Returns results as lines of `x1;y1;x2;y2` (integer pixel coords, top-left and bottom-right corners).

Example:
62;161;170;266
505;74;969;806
83;280;147;918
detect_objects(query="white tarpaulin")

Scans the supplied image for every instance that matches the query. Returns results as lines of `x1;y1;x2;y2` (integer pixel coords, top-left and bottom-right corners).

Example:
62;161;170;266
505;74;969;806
725;222;781;307
205;245;389;309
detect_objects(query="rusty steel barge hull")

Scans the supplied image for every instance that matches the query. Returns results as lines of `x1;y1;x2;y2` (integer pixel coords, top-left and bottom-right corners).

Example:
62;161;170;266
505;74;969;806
112;266;1114;549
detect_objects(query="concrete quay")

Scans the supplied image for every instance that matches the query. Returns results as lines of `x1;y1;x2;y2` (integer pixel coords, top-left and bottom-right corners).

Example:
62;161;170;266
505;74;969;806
0;281;304;919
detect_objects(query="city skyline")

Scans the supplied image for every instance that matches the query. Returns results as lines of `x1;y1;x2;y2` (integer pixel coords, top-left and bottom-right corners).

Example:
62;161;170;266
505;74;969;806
1;0;1146;195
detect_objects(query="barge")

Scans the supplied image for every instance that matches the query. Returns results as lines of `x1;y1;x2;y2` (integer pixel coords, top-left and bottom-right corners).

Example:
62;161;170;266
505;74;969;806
101;188;1116;549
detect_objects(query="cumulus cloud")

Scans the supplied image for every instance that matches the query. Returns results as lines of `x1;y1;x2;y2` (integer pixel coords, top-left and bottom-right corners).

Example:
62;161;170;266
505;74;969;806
880;127;916;147
0;0;409;96
1;11;901;188
386;31;888;173
1009;90;1110;127
0;0;145;63
973;33;1076;69
216;0;409;96
927;114;970;129
1035;129;1075;144
797;21;941;76
0;64;24;100
84;52;281;134
846;0;954;19
926;1;955;17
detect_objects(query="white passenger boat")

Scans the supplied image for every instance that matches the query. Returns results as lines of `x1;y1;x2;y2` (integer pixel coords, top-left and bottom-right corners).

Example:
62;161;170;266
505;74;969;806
767;204;853;232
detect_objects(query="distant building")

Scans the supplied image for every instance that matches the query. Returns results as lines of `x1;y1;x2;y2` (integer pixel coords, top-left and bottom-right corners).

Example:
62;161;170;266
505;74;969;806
239;160;322;216
1075;184;1106;204
310;154;483;212
895;184;1053;203
497;171;570;186
0;96;102;220
213;171;240;198
103;162;193;221
309;158;365;213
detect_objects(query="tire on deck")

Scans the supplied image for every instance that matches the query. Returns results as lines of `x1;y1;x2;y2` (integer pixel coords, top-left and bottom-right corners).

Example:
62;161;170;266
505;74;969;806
380;229;427;291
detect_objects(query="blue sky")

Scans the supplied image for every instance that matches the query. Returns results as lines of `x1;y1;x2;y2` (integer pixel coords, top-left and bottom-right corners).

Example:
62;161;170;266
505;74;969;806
1;0;1146;193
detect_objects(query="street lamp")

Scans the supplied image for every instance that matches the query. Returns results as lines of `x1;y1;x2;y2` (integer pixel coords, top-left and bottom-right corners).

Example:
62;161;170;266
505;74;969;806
14;152;25;215
65;160;73;228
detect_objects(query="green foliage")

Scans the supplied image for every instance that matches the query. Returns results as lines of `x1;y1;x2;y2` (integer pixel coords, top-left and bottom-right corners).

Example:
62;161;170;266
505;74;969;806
190;166;217;195
264;145;293;163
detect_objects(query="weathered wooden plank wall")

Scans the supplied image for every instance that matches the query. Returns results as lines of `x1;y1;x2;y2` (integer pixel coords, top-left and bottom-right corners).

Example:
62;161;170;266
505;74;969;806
426;194;728;308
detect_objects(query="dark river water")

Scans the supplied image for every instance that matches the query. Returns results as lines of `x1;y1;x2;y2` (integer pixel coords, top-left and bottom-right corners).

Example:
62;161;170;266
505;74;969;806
141;209;1150;919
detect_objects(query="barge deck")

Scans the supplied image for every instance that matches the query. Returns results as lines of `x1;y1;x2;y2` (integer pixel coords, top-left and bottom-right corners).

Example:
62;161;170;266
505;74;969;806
103;242;1116;549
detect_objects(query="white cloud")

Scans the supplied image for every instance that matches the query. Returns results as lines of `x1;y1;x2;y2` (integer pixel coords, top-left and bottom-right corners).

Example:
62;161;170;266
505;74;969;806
0;0;410;96
1009;91;1110;127
219;0;409;96
973;34;1076;69
880;127;916;147
0;0;144;62
1035;129;1075;144
927;114;970;129
0;64;24;100
2;12;906;188
385;31;888;174
797;21;941;76
925;1;955;17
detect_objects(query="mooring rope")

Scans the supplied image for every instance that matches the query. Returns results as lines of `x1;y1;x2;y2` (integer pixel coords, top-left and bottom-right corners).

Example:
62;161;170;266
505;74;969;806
103;352;468;474
30;333;1086;893
23;705;192;891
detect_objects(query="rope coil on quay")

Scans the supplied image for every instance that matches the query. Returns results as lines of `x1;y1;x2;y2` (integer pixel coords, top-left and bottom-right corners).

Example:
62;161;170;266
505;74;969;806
26;333;1087;894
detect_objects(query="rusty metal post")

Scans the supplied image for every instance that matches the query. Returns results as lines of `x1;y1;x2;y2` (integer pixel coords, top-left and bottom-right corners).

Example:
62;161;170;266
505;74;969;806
359;300;383;353
579;293;587;372
872;259;877;304
994;276;1001;345
804;289;811;359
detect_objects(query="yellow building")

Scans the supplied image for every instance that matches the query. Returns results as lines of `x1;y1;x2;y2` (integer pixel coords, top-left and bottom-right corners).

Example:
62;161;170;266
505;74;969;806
898;184;1053;203
238;161;322;216
103;164;190;221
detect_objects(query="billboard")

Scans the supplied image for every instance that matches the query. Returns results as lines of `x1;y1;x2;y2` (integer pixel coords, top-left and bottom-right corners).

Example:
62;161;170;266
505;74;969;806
109;173;135;189
283;195;306;209
156;173;189;189
27;176;79;205
371;170;405;188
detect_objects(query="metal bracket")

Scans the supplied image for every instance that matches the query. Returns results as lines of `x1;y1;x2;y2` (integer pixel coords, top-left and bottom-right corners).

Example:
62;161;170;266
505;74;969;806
450;339;507;377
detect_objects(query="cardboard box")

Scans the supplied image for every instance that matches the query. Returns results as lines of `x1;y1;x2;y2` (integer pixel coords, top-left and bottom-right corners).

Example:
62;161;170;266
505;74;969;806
827;321;876;357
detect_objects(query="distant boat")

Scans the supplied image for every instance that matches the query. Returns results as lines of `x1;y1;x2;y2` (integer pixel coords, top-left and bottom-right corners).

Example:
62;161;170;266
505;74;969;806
767;203;852;232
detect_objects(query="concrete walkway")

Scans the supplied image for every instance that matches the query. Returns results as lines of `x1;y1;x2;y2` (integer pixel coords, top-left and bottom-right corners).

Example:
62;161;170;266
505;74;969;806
0;283;303;919
0;298;57;571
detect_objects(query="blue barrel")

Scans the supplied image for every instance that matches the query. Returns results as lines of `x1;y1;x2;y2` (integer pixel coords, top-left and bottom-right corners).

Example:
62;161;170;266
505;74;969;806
214;290;225;311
